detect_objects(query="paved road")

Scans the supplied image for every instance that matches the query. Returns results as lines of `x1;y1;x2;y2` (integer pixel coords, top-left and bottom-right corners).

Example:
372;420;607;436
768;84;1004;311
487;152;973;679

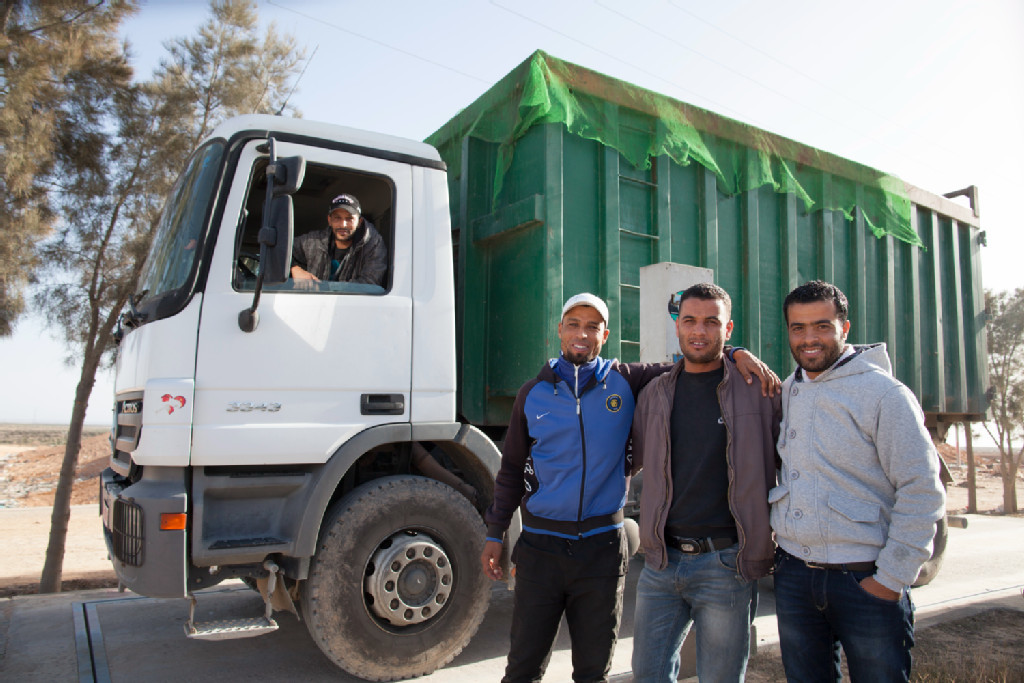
1;514;1022;682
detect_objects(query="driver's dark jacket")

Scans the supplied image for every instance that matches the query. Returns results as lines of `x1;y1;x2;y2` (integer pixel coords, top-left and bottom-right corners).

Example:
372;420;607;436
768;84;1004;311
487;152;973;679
291;219;387;286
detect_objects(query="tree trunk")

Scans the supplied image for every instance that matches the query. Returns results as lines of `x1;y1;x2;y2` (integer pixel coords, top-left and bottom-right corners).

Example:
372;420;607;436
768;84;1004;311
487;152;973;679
38;353;101;593
965;423;977;514
1003;461;1019;515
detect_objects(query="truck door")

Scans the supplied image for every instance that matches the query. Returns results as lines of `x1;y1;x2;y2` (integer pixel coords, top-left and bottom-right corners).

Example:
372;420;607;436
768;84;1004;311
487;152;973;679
192;139;413;466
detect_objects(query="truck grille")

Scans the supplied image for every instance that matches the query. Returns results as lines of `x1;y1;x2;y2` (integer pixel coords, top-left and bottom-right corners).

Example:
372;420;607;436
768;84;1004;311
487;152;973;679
112;498;145;567
113;391;144;469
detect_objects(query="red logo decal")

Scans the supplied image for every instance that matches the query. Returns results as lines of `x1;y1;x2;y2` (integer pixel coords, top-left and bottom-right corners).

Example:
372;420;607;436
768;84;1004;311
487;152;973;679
158;394;187;415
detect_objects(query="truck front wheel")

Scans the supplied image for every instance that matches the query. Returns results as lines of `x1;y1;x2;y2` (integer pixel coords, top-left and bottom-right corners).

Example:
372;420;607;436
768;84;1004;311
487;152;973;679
302;475;490;681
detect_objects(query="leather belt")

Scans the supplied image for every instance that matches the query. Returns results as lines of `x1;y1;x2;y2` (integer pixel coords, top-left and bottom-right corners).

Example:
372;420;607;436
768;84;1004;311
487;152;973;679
666;535;737;555
805;560;876;572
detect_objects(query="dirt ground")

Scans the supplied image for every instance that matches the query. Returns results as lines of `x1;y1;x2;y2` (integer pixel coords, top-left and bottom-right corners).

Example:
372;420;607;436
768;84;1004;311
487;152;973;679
2;426;1022;512
936;442;1024;516
4;427;1021;512
0;426;109;508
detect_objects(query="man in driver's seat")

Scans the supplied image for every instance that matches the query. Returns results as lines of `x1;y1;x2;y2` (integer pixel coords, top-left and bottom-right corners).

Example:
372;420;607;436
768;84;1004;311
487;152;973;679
291;193;388;287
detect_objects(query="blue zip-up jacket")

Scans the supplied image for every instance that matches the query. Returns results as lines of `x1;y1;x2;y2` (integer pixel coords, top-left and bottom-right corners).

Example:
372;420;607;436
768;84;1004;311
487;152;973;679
485;356;670;541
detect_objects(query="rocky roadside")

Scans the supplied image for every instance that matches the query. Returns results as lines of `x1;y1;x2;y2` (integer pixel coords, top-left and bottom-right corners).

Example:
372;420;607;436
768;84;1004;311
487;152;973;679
0;433;110;508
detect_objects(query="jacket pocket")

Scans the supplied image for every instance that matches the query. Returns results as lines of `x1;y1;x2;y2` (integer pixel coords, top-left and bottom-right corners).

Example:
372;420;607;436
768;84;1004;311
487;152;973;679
768;486;790;537
767;486;789;505
827;491;884;547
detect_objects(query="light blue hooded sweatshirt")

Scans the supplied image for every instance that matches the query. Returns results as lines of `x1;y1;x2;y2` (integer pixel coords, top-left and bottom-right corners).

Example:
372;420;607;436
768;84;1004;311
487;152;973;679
770;343;945;592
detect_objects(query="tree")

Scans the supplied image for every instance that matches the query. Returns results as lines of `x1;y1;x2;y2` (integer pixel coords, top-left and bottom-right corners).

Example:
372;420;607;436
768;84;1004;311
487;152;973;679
981;288;1024;515
36;0;305;593
0;0;137;335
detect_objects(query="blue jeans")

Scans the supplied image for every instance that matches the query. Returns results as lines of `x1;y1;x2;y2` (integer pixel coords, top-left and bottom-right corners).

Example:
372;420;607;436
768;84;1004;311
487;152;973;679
632;544;755;683
773;548;915;682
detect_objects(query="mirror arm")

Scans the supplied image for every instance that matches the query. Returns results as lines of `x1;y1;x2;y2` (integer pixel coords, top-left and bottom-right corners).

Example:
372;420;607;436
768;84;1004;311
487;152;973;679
239;139;279;332
238;278;263;333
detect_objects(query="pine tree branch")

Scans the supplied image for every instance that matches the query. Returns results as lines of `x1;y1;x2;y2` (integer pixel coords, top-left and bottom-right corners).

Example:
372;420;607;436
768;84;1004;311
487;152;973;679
15;1;106;38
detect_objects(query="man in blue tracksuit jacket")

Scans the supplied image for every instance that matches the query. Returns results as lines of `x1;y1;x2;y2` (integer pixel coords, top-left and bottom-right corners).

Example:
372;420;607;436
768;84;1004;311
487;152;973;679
480;292;775;683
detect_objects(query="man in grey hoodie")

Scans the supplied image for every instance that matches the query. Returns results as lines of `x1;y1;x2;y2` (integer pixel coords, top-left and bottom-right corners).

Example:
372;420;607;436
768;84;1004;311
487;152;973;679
770;280;944;683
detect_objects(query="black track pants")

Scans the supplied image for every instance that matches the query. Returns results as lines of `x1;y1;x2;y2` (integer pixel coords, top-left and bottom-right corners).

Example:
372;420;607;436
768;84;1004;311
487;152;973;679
502;528;628;683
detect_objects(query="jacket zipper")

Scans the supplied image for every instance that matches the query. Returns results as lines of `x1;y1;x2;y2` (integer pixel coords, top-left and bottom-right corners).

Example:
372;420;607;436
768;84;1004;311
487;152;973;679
718;368;746;577
654;376;672;559
575;365;586;538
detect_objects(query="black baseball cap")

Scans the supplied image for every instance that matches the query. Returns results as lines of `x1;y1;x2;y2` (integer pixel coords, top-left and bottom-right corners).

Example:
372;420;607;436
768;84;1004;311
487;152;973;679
329;193;361;217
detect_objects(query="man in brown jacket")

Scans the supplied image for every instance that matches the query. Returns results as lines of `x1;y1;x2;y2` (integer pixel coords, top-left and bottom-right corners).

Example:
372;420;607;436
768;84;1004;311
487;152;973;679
630;283;781;682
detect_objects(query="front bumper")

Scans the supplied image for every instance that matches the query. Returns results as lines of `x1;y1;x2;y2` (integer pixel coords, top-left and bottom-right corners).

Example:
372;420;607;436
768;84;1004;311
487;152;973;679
100;466;188;598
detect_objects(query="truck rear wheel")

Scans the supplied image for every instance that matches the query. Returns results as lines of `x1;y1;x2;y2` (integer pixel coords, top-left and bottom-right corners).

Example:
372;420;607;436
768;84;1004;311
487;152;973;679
912;515;948;587
302;475;490;681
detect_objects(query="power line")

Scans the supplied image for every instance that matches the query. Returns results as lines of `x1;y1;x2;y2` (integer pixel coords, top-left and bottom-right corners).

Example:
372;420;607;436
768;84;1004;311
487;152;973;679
265;0;952;178
662;0;959;163
595;0;874;138
492;0;949;176
665;1;905;129
488;0;751;121
276;44;318;116
265;0;490;86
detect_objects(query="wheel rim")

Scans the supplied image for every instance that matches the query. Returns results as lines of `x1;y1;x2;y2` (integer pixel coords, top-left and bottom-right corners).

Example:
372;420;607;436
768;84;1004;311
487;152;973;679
365;530;453;626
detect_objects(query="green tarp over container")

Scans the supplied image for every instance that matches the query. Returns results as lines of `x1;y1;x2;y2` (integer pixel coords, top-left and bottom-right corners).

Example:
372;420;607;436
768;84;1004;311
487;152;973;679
428;51;986;431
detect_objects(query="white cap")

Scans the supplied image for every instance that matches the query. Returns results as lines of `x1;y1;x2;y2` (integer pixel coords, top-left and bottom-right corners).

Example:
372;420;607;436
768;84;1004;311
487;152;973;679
561;292;609;325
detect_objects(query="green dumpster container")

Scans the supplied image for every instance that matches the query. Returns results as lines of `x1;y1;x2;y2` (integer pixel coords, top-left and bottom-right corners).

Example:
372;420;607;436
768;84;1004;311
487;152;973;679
428;51;986;436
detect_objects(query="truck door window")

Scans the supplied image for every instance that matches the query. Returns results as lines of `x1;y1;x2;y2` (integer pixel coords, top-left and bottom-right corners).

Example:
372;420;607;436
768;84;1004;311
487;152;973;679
234;161;394;295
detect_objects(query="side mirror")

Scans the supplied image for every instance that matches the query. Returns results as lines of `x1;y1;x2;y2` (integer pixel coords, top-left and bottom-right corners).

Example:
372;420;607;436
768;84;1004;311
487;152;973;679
258;196;294;285
272;156;306;197
239;138;305;333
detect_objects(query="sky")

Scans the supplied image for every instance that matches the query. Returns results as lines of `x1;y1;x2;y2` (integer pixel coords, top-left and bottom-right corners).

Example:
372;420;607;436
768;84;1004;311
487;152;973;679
1;0;1022;428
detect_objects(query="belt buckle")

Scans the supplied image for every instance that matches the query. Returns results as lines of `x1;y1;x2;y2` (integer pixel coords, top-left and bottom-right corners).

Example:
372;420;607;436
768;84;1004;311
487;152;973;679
676;538;701;554
805;560;828;570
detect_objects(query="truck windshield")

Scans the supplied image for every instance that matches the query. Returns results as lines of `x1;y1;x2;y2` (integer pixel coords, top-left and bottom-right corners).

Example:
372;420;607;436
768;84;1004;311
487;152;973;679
135;140;225;308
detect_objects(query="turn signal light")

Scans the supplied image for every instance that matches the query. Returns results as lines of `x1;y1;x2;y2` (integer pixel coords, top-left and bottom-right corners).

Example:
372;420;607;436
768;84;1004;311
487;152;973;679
160;513;187;530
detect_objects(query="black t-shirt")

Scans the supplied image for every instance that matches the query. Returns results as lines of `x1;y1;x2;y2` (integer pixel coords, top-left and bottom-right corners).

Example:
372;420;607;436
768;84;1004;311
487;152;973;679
665;364;736;539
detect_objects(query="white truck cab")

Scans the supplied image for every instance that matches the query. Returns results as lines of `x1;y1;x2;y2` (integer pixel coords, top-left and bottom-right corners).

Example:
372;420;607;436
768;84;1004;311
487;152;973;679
101;115;502;681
